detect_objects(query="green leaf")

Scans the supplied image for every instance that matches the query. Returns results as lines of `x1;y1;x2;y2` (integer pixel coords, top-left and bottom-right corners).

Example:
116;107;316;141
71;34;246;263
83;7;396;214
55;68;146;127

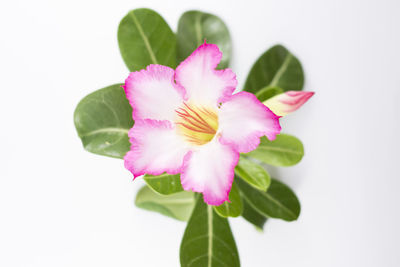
236;177;300;221
144;173;183;195
118;8;177;71
213;182;243;218
135;185;195;221
74;84;133;159
180;197;240;267
244;45;304;94
177;10;231;68
246;134;304;167
234;157;271;191
241;197;268;230
255;86;284;102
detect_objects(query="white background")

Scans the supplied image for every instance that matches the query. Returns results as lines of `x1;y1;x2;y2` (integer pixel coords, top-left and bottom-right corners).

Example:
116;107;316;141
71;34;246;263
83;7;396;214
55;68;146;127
1;0;399;266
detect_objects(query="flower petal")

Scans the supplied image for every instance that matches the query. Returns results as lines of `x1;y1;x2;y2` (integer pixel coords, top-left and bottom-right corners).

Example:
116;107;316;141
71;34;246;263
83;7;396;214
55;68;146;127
263;91;314;116
218;91;281;153
180;139;240;206
124;64;186;121
124;119;189;178
175;42;237;106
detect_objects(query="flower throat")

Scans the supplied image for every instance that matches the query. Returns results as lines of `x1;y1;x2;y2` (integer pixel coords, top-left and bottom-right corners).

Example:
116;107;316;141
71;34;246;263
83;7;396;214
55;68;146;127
175;103;218;146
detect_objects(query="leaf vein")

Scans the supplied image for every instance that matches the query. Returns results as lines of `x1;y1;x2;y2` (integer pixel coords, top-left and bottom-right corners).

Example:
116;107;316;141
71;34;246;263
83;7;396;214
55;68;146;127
129;11;158;64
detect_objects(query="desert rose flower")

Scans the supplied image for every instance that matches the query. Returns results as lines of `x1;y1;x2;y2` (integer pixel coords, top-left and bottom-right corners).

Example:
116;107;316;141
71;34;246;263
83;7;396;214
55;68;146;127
123;43;281;205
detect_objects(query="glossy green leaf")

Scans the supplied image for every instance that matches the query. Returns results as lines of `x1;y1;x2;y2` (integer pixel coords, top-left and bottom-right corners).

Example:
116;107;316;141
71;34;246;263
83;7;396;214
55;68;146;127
118;8;177;71
236;177;300;221
177;10;231;68
244;45;304;94
246;134;304;167
255;86;284;102
144;173;183;195
135;186;195;221
180;197;240;267
235;157;271;191
74;84;133;159
213;182;243;218
241;197;268;230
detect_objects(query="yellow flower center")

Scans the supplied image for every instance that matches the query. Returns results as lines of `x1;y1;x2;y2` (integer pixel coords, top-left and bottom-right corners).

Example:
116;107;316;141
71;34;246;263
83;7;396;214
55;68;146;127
175;103;219;146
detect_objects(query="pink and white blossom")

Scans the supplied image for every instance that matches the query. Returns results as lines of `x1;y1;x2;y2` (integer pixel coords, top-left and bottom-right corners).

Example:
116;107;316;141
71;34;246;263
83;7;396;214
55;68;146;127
123;43;281;205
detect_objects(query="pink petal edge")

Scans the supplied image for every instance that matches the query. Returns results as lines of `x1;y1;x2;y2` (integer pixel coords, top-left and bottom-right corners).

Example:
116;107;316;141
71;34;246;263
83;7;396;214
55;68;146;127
180;140;240;206
174;42;237;106
124;119;188;178
219;91;282;153
123;64;187;121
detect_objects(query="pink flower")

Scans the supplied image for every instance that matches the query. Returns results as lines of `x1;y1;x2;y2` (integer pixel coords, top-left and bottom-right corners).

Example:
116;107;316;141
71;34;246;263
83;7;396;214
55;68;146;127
123;43;281;205
263;91;314;117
